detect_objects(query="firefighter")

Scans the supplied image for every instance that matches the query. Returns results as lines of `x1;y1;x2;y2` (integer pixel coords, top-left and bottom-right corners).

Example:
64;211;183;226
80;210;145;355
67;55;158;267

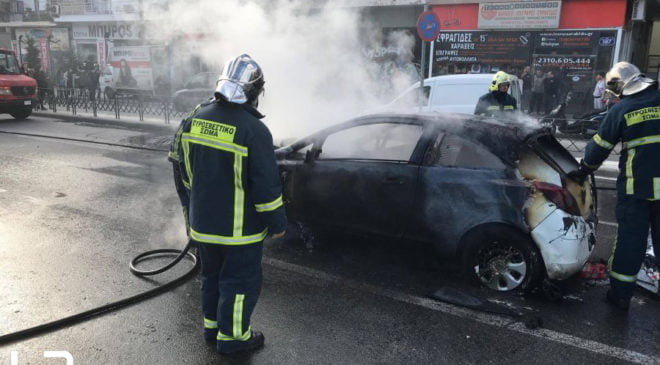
474;71;518;117
169;54;287;352
569;61;660;311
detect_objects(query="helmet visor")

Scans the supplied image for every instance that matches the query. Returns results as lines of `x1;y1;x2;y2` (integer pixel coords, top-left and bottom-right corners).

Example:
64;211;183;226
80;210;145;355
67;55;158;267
215;55;263;103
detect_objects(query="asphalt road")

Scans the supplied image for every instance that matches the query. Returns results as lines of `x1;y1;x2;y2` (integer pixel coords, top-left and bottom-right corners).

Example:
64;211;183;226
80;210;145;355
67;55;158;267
0;114;658;364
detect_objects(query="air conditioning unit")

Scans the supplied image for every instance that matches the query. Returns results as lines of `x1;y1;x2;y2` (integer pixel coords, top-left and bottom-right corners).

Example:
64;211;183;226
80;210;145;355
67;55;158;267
631;0;646;21
51;4;60;16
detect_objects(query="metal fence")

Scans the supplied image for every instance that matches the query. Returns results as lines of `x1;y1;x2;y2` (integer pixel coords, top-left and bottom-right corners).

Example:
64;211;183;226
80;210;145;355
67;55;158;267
40;88;190;124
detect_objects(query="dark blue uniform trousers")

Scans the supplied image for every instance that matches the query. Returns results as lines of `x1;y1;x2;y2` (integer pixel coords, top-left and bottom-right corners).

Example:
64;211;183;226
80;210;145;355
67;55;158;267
610;195;660;300
197;241;263;341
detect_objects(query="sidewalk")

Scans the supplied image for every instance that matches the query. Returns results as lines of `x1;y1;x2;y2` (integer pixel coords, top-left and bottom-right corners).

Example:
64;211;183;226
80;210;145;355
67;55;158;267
32;109;180;132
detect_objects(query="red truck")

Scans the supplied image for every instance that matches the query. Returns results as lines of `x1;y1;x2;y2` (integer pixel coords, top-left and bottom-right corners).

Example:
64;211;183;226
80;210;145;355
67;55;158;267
0;48;37;120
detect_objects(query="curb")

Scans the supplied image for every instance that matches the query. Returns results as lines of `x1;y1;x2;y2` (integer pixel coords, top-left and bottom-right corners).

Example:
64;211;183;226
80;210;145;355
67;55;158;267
32;111;177;133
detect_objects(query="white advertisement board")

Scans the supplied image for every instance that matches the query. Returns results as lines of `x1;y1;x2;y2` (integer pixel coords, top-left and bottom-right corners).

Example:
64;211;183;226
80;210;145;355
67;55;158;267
478;1;562;30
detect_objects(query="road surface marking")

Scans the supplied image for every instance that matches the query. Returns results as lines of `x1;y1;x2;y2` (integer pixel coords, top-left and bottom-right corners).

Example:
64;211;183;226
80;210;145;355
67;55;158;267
599;221;618;227
595;176;617;182
264;257;656;364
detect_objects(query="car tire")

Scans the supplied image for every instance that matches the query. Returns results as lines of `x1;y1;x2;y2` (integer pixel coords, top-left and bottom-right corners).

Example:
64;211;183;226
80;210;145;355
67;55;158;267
462;226;543;292
10;109;31;120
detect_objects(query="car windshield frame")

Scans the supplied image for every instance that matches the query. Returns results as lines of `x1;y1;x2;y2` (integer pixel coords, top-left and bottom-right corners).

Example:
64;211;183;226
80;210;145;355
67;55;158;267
0;51;21;75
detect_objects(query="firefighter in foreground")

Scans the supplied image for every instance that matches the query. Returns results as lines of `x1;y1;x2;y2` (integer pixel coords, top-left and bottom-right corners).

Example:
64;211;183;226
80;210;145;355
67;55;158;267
474;71;518;117
169;54;287;353
570;61;660;311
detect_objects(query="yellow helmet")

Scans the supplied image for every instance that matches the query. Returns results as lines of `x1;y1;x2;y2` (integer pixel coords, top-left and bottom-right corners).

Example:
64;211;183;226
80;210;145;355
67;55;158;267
489;71;511;92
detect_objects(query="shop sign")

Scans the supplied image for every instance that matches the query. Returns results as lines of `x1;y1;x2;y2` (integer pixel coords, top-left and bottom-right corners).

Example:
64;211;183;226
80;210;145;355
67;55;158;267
478;1;561;29
72;23;141;40
537;31;598;50
533;55;596;71
14;28;70;51
435;31;532;65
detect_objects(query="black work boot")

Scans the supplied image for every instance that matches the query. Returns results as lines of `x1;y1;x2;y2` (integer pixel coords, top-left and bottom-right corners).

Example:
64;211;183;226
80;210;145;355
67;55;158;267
606;289;630;311
217;331;265;354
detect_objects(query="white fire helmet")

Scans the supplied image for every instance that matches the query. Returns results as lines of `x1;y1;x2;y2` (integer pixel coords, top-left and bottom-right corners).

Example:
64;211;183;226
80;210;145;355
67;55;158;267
215;54;265;104
605;61;656;97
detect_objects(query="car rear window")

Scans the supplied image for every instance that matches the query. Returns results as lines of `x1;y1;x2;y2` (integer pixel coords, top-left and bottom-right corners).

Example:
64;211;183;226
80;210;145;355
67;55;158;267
532;135;579;174
433;134;505;169
318;123;423;162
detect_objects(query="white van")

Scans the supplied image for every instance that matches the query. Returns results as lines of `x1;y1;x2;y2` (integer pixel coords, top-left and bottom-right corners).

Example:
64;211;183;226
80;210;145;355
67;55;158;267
388;73;523;114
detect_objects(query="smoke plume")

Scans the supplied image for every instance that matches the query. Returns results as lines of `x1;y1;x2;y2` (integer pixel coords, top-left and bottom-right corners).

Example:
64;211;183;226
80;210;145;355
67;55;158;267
145;0;419;139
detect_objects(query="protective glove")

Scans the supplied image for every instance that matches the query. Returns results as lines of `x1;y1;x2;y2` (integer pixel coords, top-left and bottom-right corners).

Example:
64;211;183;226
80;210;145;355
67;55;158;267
567;160;593;184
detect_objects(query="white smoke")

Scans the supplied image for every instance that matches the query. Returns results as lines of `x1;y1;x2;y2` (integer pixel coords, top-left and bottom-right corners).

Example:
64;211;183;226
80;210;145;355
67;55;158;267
146;0;420;140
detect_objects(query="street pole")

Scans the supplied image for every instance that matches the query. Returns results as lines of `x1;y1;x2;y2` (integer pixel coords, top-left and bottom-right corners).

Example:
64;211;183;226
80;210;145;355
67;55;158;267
419;4;429;109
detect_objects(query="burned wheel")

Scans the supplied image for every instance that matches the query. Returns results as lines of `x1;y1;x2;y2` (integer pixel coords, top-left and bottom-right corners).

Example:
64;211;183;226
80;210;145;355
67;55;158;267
463;227;542;292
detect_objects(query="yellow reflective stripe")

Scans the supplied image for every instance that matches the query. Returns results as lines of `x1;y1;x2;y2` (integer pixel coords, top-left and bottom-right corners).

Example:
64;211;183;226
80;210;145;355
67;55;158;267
190;228;267;245
217;326;251;341
610;270;636;283
624;106;660;126
503;105;515;110
233;154;244;236
654;178;660;200
486;106;500;110
167;151;179;161
593;134;614;149
255;195;283;212
233;294;244;339
182;140;193;188
190;118;236;143
607;235;617;272
181;134;248;156
626;148;635;194
204;318;218;329
624;134;660;149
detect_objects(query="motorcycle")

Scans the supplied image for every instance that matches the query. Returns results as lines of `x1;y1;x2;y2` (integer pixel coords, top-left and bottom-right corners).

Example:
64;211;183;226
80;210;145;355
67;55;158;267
538;94;607;139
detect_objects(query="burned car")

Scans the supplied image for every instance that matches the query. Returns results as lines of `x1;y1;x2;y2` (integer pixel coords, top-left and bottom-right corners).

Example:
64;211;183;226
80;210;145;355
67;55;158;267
275;112;596;292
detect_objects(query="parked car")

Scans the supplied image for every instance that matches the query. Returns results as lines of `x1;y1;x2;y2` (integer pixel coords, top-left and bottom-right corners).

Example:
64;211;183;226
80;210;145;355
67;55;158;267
386;74;523;114
172;72;217;112
275;112;596;292
0;48;37;120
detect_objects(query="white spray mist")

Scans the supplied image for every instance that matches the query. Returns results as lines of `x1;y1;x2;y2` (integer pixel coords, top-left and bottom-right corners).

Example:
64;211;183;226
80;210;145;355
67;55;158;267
146;0;420;140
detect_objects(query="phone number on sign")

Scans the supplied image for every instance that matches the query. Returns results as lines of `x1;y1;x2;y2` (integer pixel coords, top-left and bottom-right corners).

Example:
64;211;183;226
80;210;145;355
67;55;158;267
536;57;592;65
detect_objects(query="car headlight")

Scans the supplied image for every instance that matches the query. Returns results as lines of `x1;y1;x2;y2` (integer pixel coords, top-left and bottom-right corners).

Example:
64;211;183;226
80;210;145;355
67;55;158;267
0;86;12;95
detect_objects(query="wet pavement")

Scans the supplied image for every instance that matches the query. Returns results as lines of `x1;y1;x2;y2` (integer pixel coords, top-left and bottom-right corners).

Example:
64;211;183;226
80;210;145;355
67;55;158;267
0;115;658;364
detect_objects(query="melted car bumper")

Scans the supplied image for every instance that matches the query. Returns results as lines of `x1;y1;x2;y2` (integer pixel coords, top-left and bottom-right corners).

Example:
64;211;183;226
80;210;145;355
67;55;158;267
530;208;595;280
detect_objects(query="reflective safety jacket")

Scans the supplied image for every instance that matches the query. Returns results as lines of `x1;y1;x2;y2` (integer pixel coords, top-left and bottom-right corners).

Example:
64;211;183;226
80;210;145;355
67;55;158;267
168;99;287;245
584;87;660;200
474;91;517;118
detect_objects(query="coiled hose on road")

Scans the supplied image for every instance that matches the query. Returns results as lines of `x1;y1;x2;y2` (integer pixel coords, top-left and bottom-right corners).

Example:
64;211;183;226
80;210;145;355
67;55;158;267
0;130;199;346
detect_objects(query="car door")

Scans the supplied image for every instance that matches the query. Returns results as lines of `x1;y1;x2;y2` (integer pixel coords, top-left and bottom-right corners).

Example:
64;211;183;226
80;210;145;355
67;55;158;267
291;118;429;238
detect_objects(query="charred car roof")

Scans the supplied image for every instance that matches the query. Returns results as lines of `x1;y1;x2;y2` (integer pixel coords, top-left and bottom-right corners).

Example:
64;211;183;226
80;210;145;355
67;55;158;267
281;111;548;164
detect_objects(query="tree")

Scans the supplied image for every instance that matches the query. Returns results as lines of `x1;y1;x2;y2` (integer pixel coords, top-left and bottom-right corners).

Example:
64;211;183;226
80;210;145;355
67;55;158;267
24;36;42;72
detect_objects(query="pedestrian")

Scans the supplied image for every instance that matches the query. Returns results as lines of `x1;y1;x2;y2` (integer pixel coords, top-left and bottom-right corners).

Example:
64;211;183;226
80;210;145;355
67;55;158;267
543;70;559;114
529;68;545;115
568;61;660;311
88;64;100;102
520;66;532;113
593;72;606;110
474;71;518;118
169;54;286;353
